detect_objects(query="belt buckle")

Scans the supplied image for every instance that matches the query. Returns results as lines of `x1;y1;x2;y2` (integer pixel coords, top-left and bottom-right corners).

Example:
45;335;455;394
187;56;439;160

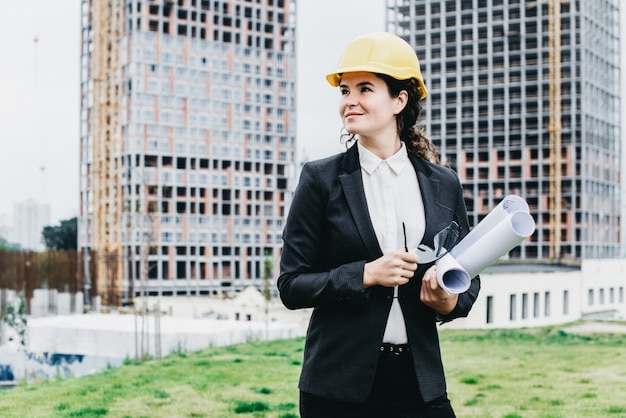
381;344;409;355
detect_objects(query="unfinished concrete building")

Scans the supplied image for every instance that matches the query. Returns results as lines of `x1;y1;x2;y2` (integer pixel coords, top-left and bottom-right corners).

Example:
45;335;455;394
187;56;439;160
79;0;297;305
387;0;621;261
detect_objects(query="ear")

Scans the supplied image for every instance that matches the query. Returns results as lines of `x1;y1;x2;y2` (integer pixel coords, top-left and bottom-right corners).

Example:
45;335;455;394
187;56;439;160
393;90;409;115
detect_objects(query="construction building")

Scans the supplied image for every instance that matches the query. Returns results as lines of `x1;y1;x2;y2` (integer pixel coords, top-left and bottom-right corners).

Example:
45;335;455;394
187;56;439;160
79;0;297;305
387;0;622;261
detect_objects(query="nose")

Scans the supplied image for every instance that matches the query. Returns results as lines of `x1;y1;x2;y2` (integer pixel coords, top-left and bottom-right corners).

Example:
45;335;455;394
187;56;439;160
343;92;357;107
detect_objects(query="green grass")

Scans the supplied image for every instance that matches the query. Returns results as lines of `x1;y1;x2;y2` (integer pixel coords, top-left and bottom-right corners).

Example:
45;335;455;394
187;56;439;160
1;324;626;417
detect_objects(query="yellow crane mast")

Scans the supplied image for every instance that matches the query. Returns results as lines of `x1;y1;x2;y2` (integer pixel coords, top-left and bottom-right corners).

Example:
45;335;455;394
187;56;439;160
528;0;564;260
92;0;125;306
547;0;563;260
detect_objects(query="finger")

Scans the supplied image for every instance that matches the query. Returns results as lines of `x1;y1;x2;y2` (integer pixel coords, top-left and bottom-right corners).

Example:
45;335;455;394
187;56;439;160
422;269;437;291
400;266;415;279
404;261;418;272
426;266;438;288
398;251;419;263
421;274;432;295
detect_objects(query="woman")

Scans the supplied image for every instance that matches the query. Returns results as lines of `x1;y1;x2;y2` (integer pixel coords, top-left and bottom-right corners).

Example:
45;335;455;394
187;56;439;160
278;32;480;417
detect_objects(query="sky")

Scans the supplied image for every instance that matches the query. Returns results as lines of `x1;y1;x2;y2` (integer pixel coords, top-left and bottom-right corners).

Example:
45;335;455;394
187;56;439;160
0;0;385;229
1;1;625;234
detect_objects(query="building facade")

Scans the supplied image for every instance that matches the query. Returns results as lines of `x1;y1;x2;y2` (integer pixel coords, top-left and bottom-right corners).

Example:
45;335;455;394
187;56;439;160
13;199;51;252
386;0;621;261
79;0;297;302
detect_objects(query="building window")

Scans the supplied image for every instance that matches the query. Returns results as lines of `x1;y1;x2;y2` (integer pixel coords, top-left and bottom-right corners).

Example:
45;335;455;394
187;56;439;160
521;293;528;319
563;290;569;315
533;292;540;318
588;289;594;306
544;292;551;317
599;288;605;305
486;296;493;324
510;294;517;320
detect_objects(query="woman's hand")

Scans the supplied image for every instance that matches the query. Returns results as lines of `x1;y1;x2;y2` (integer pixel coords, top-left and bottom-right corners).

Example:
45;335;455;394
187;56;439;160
420;265;458;315
363;250;418;288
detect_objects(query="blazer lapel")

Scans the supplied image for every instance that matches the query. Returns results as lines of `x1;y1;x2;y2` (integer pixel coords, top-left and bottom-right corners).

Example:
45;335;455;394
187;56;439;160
409;154;442;247
337;147;449;257
339;145;382;259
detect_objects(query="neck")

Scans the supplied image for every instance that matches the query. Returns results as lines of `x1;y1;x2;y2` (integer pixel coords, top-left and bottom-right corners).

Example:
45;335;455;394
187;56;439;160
359;135;402;160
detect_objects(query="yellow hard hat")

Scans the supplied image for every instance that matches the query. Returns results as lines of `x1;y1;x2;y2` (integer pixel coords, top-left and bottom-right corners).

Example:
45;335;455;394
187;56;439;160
326;32;428;99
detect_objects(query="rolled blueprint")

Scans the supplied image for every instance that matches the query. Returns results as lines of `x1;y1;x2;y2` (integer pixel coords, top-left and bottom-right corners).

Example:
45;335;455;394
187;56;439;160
452;211;535;279
436;252;471;294
436;195;536;294
451;195;530;256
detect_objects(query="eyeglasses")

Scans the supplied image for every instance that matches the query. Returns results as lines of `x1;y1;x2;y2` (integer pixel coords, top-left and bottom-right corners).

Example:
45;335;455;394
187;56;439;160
405;221;460;263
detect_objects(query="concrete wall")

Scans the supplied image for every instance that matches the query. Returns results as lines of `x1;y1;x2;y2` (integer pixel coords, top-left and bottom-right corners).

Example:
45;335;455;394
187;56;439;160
30;289;84;317
0;289;84;345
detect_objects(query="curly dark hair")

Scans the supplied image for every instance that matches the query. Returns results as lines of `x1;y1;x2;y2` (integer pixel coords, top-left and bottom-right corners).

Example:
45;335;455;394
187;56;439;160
340;73;439;163
379;74;439;163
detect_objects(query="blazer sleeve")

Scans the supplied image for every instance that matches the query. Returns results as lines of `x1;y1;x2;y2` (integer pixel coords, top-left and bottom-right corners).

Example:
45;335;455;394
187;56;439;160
277;161;369;310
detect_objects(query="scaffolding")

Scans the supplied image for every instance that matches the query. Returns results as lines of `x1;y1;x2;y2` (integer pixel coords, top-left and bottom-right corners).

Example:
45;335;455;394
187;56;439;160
92;0;125;306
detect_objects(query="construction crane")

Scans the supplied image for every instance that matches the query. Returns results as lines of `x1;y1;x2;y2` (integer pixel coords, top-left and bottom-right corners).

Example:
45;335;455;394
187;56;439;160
528;0;564;260
547;0;563;261
92;0;125;306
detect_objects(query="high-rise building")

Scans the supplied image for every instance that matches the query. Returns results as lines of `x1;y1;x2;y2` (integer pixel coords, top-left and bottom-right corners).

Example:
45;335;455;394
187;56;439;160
79;0;297;303
13;199;51;252
387;0;621;261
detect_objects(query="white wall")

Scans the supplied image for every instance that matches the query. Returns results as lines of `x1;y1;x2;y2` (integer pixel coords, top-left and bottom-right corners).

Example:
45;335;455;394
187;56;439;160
581;259;626;316
443;259;626;330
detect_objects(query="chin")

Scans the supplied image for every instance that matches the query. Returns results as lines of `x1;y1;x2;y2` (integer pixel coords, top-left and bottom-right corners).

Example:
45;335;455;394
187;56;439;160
343;126;360;136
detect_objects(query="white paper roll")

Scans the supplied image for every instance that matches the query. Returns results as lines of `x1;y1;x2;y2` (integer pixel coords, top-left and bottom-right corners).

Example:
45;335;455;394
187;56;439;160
431;195;536;294
436;252;471;294
453;211;536;279
452;195;530;256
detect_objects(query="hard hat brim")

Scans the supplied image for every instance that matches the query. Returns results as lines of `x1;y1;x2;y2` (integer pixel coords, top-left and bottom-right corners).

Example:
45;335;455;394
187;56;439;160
326;68;429;100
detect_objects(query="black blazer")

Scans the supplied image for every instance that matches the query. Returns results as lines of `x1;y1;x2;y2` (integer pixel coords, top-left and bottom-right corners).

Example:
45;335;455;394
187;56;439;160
278;144;480;403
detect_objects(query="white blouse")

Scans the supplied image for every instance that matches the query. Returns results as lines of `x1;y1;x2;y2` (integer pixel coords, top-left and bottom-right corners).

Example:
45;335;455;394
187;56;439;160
358;141;425;344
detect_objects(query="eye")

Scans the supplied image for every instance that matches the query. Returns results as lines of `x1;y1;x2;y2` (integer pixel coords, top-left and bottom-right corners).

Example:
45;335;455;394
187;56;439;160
340;88;349;96
360;86;372;93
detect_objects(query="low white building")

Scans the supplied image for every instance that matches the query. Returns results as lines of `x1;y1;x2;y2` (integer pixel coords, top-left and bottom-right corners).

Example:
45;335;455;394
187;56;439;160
142;259;626;332
142;286;312;332
2;258;625;356
442;259;626;330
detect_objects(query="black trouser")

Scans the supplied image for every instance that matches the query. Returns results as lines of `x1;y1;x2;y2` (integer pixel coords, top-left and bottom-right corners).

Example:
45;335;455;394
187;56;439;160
300;346;456;418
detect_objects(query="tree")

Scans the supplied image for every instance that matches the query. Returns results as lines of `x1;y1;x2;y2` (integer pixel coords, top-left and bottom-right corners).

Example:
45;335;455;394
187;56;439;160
42;217;77;250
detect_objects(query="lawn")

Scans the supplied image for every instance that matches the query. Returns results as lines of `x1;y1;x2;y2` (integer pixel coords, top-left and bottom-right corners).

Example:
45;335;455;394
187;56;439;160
1;323;625;417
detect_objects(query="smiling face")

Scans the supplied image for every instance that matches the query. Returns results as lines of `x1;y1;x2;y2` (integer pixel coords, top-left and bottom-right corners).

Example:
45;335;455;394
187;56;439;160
339;72;407;146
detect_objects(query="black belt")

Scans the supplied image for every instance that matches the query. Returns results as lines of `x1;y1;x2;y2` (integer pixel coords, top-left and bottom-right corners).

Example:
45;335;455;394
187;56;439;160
380;343;411;355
